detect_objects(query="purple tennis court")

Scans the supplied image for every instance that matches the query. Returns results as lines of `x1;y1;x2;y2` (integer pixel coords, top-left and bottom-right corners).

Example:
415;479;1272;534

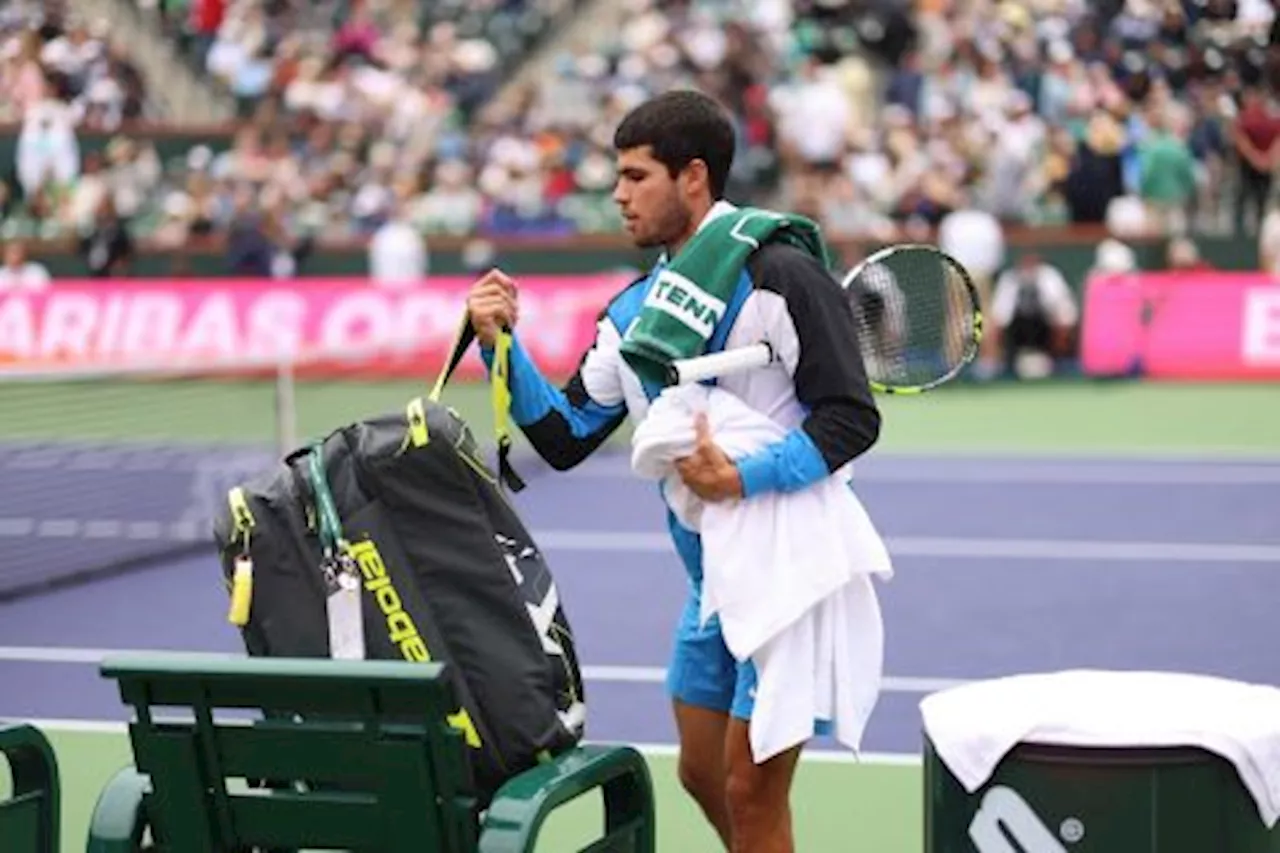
2;448;1279;758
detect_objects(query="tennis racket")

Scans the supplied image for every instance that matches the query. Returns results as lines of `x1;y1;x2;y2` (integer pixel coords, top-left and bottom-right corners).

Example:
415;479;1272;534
667;243;983;394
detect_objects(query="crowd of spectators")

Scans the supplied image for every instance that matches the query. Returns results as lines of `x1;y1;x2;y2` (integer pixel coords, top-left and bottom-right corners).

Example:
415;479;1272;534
0;0;154;246
2;0;801;244
0;1;148;129
0;0;1277;252
146;0;603;242
165;0;822;241
790;0;1280;243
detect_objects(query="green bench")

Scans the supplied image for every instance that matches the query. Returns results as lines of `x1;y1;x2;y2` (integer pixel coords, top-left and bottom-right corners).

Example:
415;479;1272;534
0;722;60;853
86;653;655;852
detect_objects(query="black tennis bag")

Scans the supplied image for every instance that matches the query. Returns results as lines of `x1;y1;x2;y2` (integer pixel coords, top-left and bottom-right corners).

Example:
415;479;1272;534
210;320;585;805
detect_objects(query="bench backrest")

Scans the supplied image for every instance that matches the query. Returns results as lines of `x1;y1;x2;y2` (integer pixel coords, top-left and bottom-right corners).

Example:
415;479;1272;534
0;723;60;853
101;653;479;853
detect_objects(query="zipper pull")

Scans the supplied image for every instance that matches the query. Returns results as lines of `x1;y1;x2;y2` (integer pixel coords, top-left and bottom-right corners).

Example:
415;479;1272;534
227;553;254;627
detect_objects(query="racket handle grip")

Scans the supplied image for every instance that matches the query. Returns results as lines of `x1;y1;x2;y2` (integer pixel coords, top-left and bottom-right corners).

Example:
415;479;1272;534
667;343;775;385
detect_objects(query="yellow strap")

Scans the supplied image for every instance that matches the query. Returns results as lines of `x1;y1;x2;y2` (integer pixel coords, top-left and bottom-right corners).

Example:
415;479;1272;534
228;487;255;542
491;329;513;447
447;708;483;749
226;488;256;627
491;329;526;492
405;397;429;448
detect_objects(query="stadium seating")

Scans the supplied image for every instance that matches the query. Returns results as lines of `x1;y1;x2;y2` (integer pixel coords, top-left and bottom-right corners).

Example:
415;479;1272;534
138;0;576;120
85;653;656;853
2;0;1275;246
833;0;1278;237
0;4;150;129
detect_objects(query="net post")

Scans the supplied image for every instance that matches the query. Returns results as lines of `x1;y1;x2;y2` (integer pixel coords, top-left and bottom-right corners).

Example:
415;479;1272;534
274;353;297;455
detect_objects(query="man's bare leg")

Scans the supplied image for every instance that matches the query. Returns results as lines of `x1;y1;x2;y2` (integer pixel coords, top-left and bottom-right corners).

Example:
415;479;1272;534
723;717;803;853
673;699;733;848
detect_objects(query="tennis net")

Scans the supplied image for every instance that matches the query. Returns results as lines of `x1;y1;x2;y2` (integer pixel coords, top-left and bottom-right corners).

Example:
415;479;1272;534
0;343;490;601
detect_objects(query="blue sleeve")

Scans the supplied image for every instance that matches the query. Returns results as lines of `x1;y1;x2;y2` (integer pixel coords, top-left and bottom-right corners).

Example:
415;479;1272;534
729;242;883;497
734;430;832;497
480;333;627;471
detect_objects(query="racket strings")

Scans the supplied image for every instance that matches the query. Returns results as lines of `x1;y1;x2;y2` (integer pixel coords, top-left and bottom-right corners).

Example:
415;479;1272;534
846;250;978;391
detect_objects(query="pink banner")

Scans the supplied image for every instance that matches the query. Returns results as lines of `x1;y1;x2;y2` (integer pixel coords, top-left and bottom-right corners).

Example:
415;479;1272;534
0;275;634;379
1081;271;1280;380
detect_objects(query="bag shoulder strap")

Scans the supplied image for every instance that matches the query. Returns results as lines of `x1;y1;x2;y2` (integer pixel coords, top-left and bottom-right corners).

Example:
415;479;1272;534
488;329;524;492
429;311;477;402
428;310;525;493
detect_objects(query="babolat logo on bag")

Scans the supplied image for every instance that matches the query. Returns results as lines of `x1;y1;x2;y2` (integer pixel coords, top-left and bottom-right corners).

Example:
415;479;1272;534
346;537;482;749
348;539;430;663
969;786;1081;852
645;269;726;338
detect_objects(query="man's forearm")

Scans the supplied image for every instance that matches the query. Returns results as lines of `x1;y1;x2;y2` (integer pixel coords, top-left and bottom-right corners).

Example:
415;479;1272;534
734;400;881;497
480;334;625;471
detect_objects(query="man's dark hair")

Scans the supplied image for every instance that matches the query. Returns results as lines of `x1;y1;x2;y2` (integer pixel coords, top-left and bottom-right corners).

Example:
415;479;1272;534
613;89;737;199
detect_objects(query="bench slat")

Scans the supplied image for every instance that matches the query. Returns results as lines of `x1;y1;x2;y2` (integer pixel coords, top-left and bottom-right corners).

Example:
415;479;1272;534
216;793;397;849
113;670;452;718
103;654;446;685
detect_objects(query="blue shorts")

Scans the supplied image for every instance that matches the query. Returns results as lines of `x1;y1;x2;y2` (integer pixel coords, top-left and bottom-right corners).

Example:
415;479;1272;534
665;589;757;720
666;585;833;736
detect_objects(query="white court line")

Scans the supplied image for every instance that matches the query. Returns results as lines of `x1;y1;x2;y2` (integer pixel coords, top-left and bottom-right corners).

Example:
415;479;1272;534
531;531;1280;564
553;458;1280;485
557;665;967;694
0;518;203;541
624;742;920;766
0;646;967;695
2;519;1277;564
0;718;921;766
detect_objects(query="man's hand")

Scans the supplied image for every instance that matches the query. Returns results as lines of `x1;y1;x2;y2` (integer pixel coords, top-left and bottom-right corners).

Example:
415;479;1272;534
466;268;519;347
675;413;743;502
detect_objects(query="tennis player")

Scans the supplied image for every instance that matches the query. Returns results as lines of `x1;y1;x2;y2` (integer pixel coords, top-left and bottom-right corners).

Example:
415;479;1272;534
466;89;881;853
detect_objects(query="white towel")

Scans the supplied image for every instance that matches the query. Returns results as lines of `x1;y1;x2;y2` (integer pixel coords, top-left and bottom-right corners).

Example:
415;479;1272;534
631;383;893;762
920;669;1280;828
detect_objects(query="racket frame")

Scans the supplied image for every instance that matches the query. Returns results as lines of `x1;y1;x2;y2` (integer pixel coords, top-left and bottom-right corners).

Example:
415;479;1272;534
847;243;985;394
664;243;984;393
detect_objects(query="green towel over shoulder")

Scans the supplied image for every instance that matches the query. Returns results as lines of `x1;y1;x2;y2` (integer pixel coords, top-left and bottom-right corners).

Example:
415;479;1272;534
619;206;829;387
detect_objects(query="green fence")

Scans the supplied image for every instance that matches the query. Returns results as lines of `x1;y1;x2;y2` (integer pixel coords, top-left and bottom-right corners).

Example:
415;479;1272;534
0;124;233;170
22;230;1262;295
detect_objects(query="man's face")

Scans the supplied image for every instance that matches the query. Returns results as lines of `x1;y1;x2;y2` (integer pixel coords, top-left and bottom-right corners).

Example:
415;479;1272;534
613;145;693;249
